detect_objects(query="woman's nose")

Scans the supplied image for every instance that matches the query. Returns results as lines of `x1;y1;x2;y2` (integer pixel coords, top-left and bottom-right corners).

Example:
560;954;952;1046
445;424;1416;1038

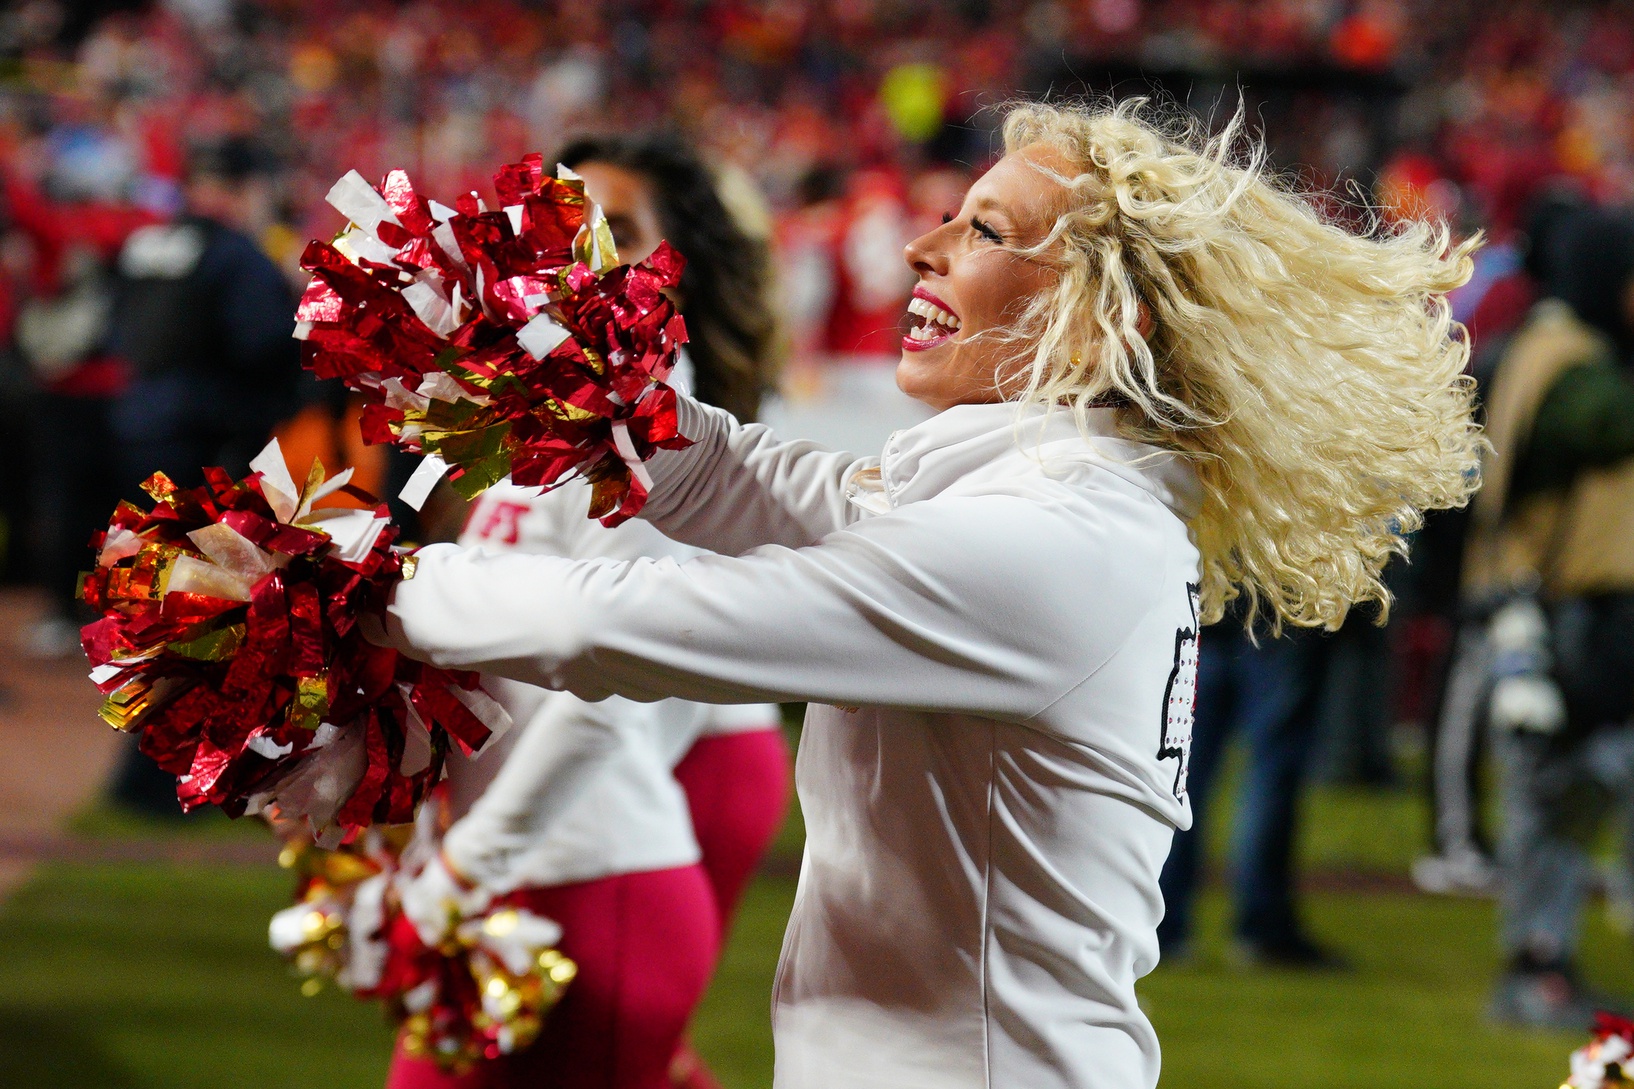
904;227;950;277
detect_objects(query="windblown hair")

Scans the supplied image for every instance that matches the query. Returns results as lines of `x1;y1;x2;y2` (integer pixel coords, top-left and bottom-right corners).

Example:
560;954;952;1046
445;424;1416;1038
999;99;1482;631
558;134;782;422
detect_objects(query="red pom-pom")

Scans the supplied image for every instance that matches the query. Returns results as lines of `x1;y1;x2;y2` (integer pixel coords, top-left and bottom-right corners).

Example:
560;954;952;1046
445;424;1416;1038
296;157;692;526
79;442;510;838
1596;1012;1634;1045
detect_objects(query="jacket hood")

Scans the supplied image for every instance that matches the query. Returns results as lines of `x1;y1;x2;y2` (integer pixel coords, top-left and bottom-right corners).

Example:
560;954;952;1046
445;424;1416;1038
848;400;1200;520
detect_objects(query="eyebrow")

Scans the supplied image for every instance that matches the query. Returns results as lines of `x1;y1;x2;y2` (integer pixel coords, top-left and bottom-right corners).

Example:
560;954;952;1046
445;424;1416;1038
970;196;1012;218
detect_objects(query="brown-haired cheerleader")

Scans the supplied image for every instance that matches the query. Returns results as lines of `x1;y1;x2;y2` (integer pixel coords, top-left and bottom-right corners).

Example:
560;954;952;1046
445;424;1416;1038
385;135;788;1089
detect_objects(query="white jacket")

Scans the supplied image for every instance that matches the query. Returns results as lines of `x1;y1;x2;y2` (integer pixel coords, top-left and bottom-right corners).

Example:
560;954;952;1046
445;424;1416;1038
440;478;781;891
386;397;1203;1089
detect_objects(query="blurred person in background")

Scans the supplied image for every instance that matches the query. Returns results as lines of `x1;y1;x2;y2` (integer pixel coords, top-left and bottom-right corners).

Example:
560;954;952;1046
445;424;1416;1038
109;135;298;489
767;164;935;457
1308;606;1396;788
822;167;917;359
774;165;844;377
387;133;789;1089
1460;206;1634;1028
1413;190;1575;896
105;135;300;816
2;117;157;658
1156;613;1343;969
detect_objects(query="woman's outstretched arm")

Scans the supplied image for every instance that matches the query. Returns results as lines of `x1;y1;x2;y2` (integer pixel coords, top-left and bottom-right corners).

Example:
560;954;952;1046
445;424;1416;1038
382;480;1167;722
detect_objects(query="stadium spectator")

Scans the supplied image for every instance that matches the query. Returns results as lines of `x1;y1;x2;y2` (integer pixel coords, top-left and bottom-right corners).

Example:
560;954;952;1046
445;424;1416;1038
109;136;298;490
5;1;1633;392
104;135;299;816
1460;206;1634;1028
3;107;157;658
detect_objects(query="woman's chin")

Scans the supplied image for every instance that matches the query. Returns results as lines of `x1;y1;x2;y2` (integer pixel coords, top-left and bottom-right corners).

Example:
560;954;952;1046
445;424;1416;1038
895;357;954;411
894;356;929;401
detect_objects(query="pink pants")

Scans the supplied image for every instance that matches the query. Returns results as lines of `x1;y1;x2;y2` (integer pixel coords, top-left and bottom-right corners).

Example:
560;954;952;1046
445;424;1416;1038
385;727;790;1089
384;865;719;1089
673;728;793;931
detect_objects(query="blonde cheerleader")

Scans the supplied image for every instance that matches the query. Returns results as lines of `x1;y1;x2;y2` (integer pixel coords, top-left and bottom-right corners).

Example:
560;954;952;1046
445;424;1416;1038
378;100;1479;1089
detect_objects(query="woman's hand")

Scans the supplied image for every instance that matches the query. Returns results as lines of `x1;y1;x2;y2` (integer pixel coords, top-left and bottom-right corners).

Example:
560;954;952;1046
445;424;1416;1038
395;848;493;949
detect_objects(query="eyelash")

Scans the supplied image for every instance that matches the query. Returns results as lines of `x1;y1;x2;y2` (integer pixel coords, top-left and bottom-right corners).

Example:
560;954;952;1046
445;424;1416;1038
972;217;1005;244
941;213;1006;245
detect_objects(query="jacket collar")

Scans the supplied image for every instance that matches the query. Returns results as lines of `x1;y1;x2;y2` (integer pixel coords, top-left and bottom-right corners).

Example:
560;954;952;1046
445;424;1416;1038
846;401;1199;520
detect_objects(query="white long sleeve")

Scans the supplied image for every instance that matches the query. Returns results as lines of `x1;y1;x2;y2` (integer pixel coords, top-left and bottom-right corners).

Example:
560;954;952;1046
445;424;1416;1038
637;395;868;552
388;480;1165;723
438;469;779;891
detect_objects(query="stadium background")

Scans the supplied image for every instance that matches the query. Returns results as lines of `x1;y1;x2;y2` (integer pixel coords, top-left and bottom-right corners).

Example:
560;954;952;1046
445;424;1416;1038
0;1;1631;1086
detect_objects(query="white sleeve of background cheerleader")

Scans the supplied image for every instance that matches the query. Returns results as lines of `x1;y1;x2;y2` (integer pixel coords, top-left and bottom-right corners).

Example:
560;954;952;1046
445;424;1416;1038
439;686;623;886
384;484;1165;719
636;395;873;554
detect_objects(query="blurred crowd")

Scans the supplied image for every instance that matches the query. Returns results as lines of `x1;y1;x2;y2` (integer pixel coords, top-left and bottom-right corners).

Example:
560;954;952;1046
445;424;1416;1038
2;0;1632;357
0;0;1632;1038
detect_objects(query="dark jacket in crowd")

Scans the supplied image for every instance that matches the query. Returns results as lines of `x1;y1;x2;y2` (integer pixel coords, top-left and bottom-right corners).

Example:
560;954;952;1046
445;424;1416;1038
109;214;298;481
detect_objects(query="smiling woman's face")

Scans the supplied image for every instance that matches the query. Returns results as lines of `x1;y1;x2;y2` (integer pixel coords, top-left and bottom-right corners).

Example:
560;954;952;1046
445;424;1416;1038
896;144;1066;411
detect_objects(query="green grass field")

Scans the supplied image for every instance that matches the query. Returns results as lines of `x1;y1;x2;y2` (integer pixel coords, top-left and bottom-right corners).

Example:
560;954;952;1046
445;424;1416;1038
2;778;1628;1088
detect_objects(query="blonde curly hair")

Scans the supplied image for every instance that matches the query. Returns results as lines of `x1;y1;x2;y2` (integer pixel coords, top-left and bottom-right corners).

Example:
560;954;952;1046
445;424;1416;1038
999;98;1482;631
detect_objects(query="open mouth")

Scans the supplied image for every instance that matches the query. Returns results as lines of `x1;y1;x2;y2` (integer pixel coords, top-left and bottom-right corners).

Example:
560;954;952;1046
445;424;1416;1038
903;289;961;351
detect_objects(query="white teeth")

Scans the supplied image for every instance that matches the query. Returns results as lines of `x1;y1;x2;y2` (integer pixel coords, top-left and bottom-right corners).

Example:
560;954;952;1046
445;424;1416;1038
906;296;961;332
